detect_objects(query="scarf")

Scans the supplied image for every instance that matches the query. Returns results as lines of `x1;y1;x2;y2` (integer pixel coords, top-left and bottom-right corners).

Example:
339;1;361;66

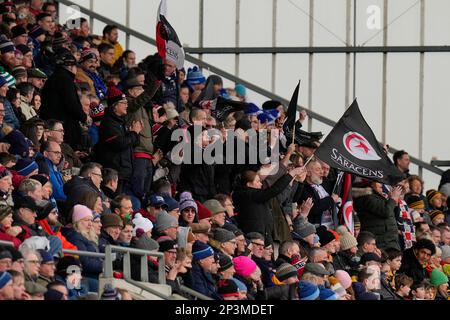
397;199;416;249
85;69;108;99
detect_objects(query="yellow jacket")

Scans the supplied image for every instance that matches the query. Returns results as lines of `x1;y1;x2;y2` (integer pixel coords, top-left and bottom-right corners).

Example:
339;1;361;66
102;39;124;65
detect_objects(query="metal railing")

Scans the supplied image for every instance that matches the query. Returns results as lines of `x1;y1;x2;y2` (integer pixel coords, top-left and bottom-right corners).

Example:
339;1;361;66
0;240;14;247
56;0;443;179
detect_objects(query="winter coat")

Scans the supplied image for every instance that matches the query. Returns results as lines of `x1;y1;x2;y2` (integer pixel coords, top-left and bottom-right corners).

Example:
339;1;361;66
352;282;380;300
98;230;123;271
379;273;398;300
334;251;360;277
12;216;46;242
38;219;78;252
94;107;139;181
353;187;400;251
298;183;336;226
125;79;160;156
0;226;22;248
252;255;275;288
256;283;298;300
40;66;87;148
61;227;103;279
190;262;221;300
19;96;37;120
233;174;292;245
44;158;67;201
398;247;429;284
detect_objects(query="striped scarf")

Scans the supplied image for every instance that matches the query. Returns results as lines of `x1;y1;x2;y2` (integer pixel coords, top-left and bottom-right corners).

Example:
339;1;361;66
397;199;416;249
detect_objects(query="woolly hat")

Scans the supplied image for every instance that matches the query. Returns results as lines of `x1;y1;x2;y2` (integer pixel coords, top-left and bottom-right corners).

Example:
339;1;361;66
155;211;178;232
293;217;316;239
196;201;212;220
44;289;65;300
262;100;282;111
52;32;69;49
276;263;298;282
360;252;381;265
37;249;53;264
16;44;31;56
12;66;27;79
0;35;15;54
335;270;353;289
29;174;49;187
134;234;159;251
0;75;7;87
15;195;38;212
101;213;124;229
107;86;127;107
0;271;12;290
2;129;29;158
217;279;239;298
316;226;336;247
0;205;12;222
429;210;445;224
336;225;358;251
101;283;121;300
244;103;263;116
235;84;246;97
406;195;425;210
28;25;45;39
20;236;50;252
55;49;77;67
439;183;450;197
0;250;12;260
72;204;93;224
0;69;15;87
426;189;442;204
218;254;234;272
80;48;98;63
222;223;244;237
157;236;178;252
192;240;214;262
14;158;38;177
11;25;27;39
297;280;320;300
441;245;450;261
146;194;167;209
179;191;198;213
89;101;105;121
203;199;226;216
304;263;330;276
413;238;436;255
186;66;206;86
232;278;247;292
132;213;153;236
257;111;274;125
233;256;257;278
319;287;338;300
430;268;449;287
36;201;57;221
213;228;236;244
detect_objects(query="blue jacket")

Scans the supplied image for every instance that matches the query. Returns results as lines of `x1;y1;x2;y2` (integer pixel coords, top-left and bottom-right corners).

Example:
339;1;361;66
62;227;103;279
3;99;20;130
45;158;66;201
190;262;221;300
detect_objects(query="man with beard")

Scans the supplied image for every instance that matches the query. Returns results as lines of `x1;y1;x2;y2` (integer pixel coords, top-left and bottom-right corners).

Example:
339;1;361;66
101;25;123;65
298;159;340;228
76;49;107;100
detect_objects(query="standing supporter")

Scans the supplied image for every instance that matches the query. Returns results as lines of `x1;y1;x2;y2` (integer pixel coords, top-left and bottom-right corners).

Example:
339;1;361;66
101;25;123;65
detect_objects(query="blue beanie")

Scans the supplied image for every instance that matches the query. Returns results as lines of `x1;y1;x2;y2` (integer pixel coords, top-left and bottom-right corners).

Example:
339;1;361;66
162;195;179;212
0;271;12;290
186;66;206;86
257;111;275;125
44;288;65;300
298;280;320;300
232;278;247;292
37;249;53;264
14;158;38;176
267;109;279;120
0;75;7;88
235;84;247;97
244;103;262;116
319;286;339;300
192;240;214;262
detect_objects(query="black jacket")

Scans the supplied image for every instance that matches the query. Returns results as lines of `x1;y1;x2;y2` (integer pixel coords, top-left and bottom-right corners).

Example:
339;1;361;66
98;230;123;270
353;188;400;251
256;283;298;300
398;247;429;284
94;107;139;181
40;67;87;148
233;174;292;244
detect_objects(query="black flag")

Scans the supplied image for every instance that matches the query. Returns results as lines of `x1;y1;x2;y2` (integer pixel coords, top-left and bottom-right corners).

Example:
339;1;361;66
314;99;404;185
282;81;323;145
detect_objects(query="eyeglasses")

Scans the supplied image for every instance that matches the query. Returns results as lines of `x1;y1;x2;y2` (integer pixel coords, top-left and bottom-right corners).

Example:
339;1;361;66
26;260;41;265
166;250;177;255
91;172;103;178
0;109;6;113
251;242;265;248
47;150;62;155
50;129;65;133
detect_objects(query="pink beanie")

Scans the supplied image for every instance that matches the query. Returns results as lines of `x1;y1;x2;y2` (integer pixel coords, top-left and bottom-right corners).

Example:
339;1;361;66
335;270;352;289
232;256;257;278
72;204;93;224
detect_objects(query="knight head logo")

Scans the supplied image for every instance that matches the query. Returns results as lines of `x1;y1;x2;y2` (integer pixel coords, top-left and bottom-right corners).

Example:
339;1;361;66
343;132;381;161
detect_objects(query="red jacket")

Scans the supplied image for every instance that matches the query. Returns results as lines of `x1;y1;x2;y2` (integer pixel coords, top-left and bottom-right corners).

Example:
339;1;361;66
0;226;22;248
38;220;78;251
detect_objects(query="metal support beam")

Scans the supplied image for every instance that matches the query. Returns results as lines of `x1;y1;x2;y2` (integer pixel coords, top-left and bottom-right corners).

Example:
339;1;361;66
381;0;388;144
235;0;241;78
183;46;450;54
198;0;204;64
418;0;425;178
271;0;277;93
307;0;314;132
125;0;130;49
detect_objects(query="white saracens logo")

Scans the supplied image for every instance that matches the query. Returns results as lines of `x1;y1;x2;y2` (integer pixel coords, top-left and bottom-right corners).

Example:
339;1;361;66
343;132;381;161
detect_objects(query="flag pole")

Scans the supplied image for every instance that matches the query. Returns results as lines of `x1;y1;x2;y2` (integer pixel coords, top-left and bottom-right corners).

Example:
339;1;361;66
303;154;314;167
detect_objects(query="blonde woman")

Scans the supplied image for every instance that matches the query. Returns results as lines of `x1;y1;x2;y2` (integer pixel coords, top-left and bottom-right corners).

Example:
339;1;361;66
62;205;102;292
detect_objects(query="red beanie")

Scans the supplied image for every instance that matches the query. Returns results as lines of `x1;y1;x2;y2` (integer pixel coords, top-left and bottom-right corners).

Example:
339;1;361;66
107;86;126;107
196;200;212;220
